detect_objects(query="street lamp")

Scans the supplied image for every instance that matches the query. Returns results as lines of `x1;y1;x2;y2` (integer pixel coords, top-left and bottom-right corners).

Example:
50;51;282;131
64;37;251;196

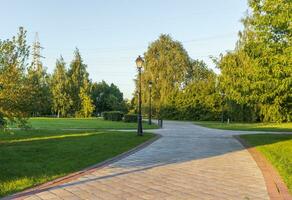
135;55;144;136
148;80;153;125
220;92;225;123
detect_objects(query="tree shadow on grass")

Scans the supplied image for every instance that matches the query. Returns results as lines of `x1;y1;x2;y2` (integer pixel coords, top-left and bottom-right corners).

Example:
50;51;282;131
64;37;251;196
0;131;152;198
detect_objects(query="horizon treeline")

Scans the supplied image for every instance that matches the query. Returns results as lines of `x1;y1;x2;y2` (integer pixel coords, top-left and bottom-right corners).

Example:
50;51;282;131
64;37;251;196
136;0;291;122
0;28;127;125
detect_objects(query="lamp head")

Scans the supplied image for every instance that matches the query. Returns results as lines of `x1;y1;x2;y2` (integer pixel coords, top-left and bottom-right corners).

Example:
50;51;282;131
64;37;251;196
148;80;153;88
135;55;144;69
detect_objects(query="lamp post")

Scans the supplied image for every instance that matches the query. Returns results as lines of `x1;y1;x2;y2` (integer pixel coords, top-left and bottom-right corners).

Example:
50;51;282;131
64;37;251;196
220;92;225;123
148;80;153;125
135;55;144;136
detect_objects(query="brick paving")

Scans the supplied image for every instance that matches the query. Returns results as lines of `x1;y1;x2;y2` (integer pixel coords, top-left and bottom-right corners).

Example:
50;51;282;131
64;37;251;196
17;121;270;200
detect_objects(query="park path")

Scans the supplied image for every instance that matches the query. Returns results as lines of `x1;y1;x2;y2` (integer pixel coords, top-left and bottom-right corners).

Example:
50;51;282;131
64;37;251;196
19;121;269;200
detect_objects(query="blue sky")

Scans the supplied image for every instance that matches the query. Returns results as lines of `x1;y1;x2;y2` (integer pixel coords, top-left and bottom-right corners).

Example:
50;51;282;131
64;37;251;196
0;0;248;99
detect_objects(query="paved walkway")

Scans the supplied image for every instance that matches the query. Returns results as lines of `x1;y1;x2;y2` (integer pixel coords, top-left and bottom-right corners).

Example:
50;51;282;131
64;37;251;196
19;121;270;200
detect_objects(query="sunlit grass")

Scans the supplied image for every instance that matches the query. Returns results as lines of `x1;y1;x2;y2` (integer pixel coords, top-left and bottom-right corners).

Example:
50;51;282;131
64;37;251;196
1;132;101;144
240;134;292;193
8;117;158;130
194;121;292;132
0;129;154;197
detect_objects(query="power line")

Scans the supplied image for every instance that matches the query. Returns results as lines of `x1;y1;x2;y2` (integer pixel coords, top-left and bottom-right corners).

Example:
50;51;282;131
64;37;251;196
182;33;237;43
44;32;237;54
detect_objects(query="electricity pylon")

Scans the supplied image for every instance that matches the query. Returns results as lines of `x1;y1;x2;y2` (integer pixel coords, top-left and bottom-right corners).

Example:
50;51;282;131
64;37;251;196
32;32;45;70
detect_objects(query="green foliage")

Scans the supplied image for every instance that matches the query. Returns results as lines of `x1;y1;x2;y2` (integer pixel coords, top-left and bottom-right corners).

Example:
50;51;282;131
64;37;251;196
77;82;95;118
67;49;95;117
124;114;137;123
0;27;32;122
27;67;52;116
102;111;124;121
51;57;72;117
14;118;31;129
134;36;221;121
216;0;292;122
175;68;220;120
159;81;220;121
91;81;127;115
140;34;191;114
185;59;212;84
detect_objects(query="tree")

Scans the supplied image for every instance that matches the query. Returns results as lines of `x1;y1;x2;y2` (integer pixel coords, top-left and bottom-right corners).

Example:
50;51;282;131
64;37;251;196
131;34;222;120
51;56;72;117
185;59;212;84
0;27;33;123
244;0;291;122
161;60;220;120
140;34;191;114
215;51;259;122
217;0;292;122
91;81;126;115
27;61;51;116
78;80;95;117
67;48;94;117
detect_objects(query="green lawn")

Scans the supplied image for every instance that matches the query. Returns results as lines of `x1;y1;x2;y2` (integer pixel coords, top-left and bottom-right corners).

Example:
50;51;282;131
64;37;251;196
194;121;292;132
240;134;292;193
0;129;154;197
8;117;158;130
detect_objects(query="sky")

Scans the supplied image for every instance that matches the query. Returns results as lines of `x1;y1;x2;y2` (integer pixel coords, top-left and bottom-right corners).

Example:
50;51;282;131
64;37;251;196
0;0;248;99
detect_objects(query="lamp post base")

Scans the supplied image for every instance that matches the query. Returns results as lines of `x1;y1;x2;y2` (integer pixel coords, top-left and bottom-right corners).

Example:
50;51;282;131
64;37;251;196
137;115;143;136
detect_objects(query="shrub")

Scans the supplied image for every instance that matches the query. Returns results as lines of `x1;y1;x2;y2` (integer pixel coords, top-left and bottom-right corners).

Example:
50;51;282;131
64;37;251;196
102;111;123;121
16;118;31;129
124;114;137;123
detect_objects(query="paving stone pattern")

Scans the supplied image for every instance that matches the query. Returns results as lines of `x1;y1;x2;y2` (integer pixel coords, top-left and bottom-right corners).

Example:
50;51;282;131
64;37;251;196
21;121;270;200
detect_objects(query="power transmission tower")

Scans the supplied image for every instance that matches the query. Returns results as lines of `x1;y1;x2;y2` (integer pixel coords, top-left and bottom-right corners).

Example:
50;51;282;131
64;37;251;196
32;32;45;70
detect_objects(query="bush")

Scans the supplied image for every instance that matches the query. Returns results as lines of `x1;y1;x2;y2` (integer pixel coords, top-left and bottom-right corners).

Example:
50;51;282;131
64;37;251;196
102;111;124;121
16;118;31;129
124;114;137;123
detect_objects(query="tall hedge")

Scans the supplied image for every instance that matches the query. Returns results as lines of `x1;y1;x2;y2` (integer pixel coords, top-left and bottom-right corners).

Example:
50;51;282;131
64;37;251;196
102;111;123;121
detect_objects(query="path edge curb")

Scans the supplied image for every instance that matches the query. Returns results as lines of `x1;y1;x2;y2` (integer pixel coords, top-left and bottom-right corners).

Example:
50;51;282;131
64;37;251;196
234;135;292;200
4;133;162;200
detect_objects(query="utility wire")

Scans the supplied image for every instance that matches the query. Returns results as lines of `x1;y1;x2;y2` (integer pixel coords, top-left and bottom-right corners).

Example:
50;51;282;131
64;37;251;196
44;32;237;53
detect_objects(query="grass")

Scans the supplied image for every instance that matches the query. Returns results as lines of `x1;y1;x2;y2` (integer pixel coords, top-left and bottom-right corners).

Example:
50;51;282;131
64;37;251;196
240;134;292;193
0;128;154;197
194;121;292;132
8;117;158;130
